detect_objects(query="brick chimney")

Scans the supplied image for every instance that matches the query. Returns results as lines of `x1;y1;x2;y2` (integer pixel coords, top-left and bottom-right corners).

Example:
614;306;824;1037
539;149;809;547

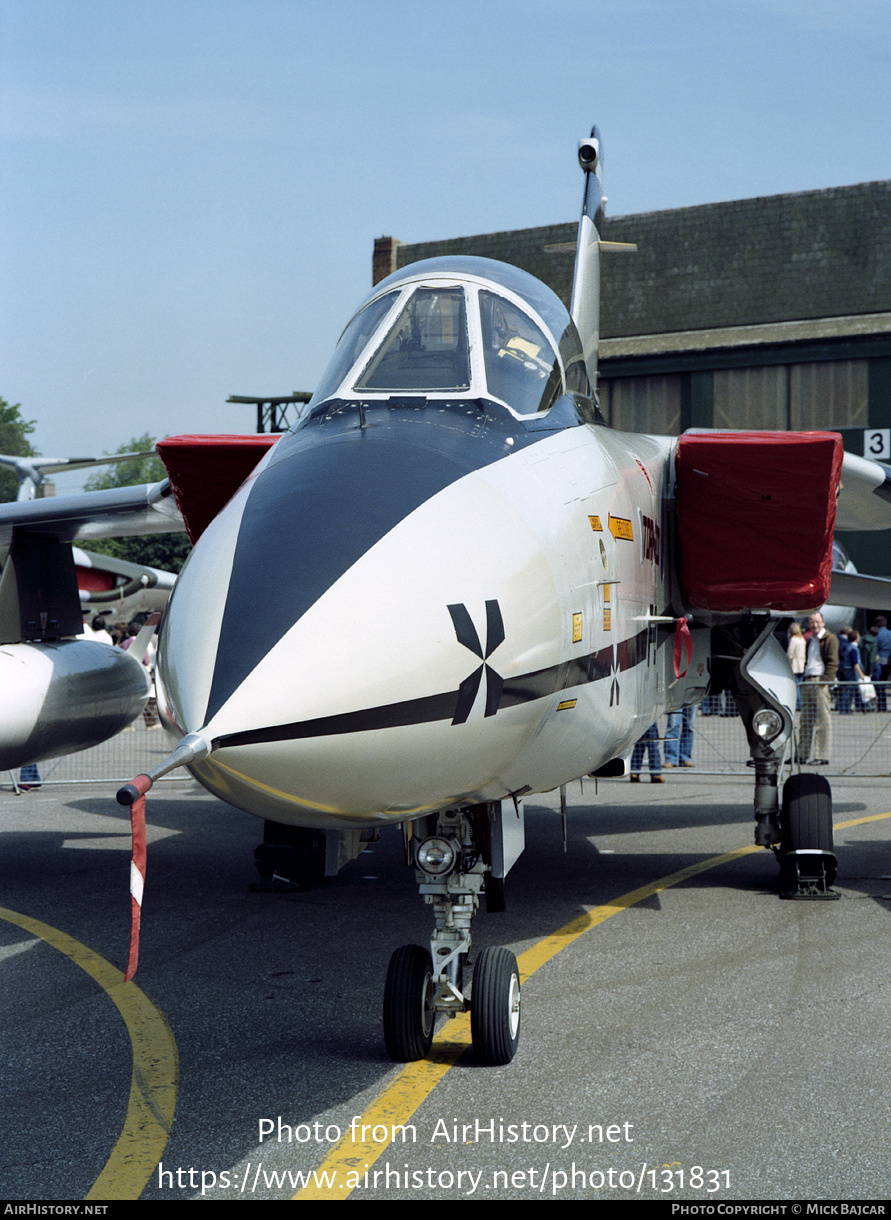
372;236;401;285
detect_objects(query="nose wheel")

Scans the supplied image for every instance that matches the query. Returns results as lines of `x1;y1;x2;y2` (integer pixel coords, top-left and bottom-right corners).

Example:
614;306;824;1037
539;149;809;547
383;944;436;1061
383;942;522;1064
471;946;521;1065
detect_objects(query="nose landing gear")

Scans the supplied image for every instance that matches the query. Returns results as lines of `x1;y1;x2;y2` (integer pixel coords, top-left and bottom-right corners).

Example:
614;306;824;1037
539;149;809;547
383;804;522;1065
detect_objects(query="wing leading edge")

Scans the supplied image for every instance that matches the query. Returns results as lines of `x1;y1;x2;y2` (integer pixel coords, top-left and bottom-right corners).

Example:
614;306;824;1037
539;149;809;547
0;479;183;549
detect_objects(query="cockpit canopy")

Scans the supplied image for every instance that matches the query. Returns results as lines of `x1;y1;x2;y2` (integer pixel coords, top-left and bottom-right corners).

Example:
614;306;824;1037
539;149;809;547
309;257;592;417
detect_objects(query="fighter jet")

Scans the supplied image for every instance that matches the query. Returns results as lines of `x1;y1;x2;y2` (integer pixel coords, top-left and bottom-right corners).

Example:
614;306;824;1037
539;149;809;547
0;480;182;771
0;449;178;771
5;128;891;1066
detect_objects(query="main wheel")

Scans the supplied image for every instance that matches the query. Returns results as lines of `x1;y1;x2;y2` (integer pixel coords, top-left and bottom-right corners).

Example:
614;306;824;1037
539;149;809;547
383;945;435;1061
780;772;836;885
471;946;521;1065
253;822;326;888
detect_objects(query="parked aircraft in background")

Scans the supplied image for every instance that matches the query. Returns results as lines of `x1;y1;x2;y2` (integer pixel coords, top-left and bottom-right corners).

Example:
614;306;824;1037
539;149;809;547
0;449;154;502
73;546;176;622
0;452;178;772
820;540;857;635
1;449;176;620
0;480;181;771
3;128;891;1066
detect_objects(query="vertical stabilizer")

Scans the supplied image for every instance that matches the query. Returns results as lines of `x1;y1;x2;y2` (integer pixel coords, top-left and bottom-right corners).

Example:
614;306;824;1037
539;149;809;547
569;127;604;392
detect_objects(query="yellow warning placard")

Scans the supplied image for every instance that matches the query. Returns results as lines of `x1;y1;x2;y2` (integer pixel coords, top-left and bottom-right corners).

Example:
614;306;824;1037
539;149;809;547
588;515;602;531
608;515;634;541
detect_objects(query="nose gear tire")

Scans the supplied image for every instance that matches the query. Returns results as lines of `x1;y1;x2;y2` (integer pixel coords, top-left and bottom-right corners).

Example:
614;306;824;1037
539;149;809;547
383;944;436;1061
471;946;521;1065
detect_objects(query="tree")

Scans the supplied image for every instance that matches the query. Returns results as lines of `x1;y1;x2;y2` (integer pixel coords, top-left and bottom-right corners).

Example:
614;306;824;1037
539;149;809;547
0;398;38;503
82;433;192;573
83;432;167;491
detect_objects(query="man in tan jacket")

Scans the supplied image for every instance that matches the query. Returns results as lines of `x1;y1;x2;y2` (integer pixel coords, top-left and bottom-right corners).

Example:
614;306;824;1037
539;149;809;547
799;612;839;765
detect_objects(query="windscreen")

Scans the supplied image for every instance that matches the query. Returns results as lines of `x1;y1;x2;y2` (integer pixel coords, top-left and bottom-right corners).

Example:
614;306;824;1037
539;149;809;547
356;287;470;392
310;291;400;405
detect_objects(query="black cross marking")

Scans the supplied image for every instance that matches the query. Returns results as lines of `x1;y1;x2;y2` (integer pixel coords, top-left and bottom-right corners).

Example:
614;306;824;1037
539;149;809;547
447;600;505;725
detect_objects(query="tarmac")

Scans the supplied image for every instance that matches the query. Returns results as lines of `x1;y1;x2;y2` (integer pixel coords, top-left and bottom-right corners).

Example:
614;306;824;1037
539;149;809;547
2;767;891;1201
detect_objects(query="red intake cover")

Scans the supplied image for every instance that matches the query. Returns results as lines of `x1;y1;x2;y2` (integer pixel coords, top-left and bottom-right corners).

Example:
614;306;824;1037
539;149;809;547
156;434;279;543
675;431;843;612
74;566;116;592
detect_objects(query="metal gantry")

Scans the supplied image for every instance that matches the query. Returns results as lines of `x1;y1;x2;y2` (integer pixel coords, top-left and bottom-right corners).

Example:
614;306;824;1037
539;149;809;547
227;393;313;434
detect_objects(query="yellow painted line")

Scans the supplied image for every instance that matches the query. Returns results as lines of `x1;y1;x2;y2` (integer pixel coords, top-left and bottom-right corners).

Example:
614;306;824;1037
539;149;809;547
514;846;759;982
296;1027;471;1199
296;806;891;1200
0;906;178;1200
835;811;891;829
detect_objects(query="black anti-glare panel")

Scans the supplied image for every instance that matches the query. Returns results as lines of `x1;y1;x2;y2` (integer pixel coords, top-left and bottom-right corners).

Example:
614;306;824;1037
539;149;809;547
203;404;527;724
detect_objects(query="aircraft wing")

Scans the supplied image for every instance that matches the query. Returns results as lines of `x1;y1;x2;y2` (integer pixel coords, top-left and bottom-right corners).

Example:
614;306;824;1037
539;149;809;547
827;453;891;610
0;450;158;501
0;451;155;478
836;452;891;531
0;478;184;547
828;568;891;610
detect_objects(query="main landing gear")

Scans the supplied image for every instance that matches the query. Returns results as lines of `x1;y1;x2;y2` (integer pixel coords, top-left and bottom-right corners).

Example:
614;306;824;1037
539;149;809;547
383;805;522;1065
251;820;379;891
252;822;326;891
776;772;838;900
713;617;838;900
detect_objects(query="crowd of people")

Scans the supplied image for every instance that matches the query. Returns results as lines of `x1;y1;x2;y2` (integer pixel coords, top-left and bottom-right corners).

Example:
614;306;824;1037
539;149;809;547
628;613;891;780
786;612;889;766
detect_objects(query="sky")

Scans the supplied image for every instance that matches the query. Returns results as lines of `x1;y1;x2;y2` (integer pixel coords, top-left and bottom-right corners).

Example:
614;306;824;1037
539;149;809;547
2;0;890;490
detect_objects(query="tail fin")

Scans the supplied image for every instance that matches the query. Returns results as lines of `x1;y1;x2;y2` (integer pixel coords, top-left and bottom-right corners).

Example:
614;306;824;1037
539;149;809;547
569;126;605;392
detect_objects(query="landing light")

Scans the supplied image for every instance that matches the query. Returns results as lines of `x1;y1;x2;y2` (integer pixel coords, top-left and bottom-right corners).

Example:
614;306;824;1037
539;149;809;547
416;836;458;876
752;708;783;741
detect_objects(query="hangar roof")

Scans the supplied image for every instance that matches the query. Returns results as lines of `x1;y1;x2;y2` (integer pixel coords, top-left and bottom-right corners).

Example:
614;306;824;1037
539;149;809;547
388;181;891;348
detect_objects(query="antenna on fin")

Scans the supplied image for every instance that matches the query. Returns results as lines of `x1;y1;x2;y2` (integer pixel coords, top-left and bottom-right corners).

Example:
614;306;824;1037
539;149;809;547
569;126;604;392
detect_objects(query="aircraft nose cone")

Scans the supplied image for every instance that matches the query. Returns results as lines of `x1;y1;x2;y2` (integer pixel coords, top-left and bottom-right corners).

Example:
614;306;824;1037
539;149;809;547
201;425;473;725
157;410;562;824
158;415;478;733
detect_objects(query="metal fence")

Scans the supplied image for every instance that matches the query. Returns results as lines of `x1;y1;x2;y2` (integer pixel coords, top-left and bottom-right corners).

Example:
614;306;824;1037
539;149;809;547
3;683;891;790
2;722;182;790
677;682;891;777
